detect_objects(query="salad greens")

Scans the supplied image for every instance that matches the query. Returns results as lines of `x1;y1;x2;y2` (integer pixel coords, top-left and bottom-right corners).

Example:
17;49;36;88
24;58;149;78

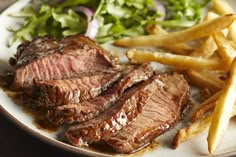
159;0;211;28
8;0;210;46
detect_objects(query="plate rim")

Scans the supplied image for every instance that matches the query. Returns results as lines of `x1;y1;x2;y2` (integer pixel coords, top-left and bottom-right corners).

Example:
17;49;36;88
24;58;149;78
1;1;236;157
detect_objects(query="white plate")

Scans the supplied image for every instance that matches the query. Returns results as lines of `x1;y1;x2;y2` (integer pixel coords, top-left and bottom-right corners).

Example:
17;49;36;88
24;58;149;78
1;1;236;157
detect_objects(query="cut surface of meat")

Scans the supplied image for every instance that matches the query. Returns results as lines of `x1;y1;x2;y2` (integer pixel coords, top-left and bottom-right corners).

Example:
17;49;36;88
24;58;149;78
47;63;153;124
105;74;189;153
117;62;153;95
10;35;118;89
64;76;159;147
31;72;122;108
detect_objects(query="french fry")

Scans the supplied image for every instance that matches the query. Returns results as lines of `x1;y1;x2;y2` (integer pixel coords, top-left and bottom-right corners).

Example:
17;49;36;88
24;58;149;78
207;58;236;154
212;0;236;44
191;91;222;122
114;14;236;47
190;12;222;58
213;32;236;71
190;36;217;58
203;11;220;21
231;41;236;50
146;24;167;35
186;70;226;93
173;102;236;149
173;115;212;149
126;49;225;70
146;24;193;55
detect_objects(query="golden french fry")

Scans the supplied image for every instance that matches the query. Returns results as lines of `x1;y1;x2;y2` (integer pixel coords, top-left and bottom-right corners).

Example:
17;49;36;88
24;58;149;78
213;32;236;71
146;24;167;35
173;115;212;149
207;58;236;154
203;11;220;21
213;0;234;15
190;36;217;58
190;12;227;58
173;102;236;149
126;49;225;70
231;40;236;50
146;24;193;55
114;14;236;47
186;70;226;93
191;91;222;122
212;0;236;44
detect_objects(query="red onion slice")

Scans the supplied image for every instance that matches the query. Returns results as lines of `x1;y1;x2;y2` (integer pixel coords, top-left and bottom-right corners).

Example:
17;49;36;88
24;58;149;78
153;0;166;21
74;6;99;39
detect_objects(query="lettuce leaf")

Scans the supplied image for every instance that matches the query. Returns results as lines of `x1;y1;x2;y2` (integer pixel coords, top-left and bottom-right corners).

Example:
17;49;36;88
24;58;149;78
159;0;210;28
8;0;210;46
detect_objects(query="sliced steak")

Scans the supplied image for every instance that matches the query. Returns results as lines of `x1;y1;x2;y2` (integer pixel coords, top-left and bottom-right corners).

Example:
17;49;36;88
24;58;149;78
47;63;153;124
105;74;189;153
64;76;159;147
9;35;118;89
31;72;122;108
117;62;153;95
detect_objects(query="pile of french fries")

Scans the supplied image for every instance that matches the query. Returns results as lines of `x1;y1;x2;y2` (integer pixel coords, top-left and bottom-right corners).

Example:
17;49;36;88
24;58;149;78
113;0;236;154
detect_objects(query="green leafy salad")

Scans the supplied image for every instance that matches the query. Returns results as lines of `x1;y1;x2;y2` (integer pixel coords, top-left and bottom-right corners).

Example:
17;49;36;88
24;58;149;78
8;0;210;46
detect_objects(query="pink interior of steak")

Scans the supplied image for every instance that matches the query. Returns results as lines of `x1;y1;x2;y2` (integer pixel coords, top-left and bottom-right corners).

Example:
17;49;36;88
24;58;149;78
11;35;118;89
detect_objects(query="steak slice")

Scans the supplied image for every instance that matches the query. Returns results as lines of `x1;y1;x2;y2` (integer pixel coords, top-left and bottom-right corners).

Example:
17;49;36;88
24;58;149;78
10;35;118;89
117;62;153;96
47;63;153;124
64;77;159;147
31;72;122;108
105;74;189;153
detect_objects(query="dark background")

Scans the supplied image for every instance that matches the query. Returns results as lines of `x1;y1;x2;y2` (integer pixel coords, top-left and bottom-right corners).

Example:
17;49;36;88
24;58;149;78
0;113;85;157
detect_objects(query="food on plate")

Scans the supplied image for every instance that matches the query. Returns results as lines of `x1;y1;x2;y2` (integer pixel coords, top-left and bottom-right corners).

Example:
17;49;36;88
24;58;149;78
213;32;236;70
31;72;122;108
189;11;219;57
65;74;160;147
186;70;225;93
113;14;236;47
146;24;194;55
8;0;210;46
190;91;221;122
9;35;118;89
154;0;210;28
65;73;189;151
47;63;154;124
173;98;236;149
173;114;212;149
212;0;236;43
105;74;189;153
2;0;236;155
126;49;223;70
117;0;236;153
208;58;236;153
7;34;190;153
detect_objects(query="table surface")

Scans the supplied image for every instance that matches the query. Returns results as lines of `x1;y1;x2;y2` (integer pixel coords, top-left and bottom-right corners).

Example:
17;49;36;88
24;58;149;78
0;1;84;157
0;113;85;157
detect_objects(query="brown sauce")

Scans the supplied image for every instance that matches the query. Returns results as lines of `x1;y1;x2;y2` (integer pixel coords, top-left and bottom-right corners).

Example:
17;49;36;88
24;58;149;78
0;71;59;133
33;118;59;132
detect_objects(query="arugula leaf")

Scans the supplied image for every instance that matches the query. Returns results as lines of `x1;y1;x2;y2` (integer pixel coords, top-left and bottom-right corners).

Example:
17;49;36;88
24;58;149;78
160;0;210;28
94;0;160;43
52;9;87;36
